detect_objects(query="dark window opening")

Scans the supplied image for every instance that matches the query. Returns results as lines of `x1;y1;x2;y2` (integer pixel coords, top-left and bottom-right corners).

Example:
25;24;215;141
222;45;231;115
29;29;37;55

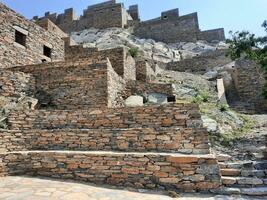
43;45;52;58
15;30;26;46
163;16;168;19
167;96;176;102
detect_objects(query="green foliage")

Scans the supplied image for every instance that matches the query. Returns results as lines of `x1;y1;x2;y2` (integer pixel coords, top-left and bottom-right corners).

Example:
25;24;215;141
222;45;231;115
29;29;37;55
192;90;211;103
128;47;139;58
219;115;255;147
219;104;229;112
226;20;267;98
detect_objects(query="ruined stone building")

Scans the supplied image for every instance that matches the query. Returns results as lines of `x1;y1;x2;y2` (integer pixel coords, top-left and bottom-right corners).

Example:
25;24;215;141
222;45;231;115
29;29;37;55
0;4;65;69
33;0;225;43
0;0;266;196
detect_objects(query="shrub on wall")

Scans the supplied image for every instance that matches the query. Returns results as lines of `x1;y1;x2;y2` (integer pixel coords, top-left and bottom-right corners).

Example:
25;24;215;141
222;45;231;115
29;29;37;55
129;47;139;58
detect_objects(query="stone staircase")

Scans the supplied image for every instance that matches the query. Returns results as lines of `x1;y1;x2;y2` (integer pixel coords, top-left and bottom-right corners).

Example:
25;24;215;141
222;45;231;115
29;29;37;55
212;134;267;196
0;103;221;193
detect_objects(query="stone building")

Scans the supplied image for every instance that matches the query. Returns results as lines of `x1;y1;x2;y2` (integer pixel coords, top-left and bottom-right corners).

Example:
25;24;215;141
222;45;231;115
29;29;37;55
0;3;65;69
33;0;225;43
33;0;132;33
133;9;225;43
0;2;223;193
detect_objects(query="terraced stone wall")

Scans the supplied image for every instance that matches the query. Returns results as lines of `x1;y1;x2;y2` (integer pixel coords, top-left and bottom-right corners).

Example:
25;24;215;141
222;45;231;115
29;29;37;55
8;104;202;130
0;127;210;154
0;151;221;192
0;3;64;69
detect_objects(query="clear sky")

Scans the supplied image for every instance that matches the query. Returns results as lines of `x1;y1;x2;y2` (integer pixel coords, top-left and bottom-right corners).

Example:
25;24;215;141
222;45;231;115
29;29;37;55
1;0;266;38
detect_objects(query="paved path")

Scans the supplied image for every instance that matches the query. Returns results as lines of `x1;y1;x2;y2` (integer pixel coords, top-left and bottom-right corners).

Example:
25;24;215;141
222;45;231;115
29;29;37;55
0;176;264;200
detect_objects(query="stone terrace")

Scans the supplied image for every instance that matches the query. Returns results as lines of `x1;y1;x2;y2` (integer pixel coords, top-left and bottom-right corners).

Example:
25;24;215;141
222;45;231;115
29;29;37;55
1;103;221;192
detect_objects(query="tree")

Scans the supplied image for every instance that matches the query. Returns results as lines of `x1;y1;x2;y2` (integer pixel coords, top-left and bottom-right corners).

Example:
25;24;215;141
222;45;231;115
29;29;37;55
226;20;267;98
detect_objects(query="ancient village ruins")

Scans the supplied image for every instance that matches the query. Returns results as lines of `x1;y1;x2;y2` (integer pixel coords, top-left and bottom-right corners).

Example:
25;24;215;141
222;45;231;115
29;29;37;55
0;0;266;197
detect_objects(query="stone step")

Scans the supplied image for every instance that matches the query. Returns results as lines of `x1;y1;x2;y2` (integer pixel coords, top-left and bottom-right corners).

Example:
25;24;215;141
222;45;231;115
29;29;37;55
0;128;210;154
219;161;267;170
221;168;267;178
211;186;267;196
216;154;232;162
0;151;221;192
222;176;266;186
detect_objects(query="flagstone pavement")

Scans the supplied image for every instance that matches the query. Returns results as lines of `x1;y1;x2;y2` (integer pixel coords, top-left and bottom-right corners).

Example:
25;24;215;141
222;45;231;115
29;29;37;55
0;176;265;200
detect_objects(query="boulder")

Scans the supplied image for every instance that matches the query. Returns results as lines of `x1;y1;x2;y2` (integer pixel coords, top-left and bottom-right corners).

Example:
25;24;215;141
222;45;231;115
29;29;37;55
125;95;143;107
202;115;218;133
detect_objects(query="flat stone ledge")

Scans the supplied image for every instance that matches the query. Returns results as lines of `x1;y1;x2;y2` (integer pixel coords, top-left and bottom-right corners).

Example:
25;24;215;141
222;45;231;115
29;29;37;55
0;150;217;158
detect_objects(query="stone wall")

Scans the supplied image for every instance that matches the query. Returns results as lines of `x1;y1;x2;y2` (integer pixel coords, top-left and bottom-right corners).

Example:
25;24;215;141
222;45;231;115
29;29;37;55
34;0;130;33
134;13;200;43
126;81;173;97
197;29;225;42
136;61;156;82
232;59;267;113
0;70;35;97
9;60;111;109
0;151;220;191
133;12;225;43
0;3;64;69
107;60;126;108
35;18;68;39
0;127;210;154
166;50;230;74
8;103;202;130
65;46;136;80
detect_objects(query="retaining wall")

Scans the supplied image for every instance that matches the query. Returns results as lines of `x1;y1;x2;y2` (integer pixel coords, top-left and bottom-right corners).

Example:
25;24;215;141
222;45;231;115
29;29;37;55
0;151;221;191
0;127;210;154
8;103;202;130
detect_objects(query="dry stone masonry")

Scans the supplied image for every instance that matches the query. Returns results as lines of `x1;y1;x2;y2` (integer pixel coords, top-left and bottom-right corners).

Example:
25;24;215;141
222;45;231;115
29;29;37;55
0;3;64;69
0;0;266;196
33;0;225;43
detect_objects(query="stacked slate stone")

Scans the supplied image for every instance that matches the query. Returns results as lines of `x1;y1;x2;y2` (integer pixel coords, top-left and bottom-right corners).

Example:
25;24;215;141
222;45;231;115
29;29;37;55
0;45;222;192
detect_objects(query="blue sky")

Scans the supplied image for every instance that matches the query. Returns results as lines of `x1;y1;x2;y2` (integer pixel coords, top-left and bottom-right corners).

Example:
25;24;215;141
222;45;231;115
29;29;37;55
1;0;266;38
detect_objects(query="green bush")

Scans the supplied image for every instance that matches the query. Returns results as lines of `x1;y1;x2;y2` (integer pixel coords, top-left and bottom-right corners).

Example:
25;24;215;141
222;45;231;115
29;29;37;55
219;104;229;112
128;47;139;58
192;90;211;103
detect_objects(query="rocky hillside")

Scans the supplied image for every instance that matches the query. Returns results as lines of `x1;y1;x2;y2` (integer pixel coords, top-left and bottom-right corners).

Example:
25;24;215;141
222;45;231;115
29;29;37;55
71;27;228;63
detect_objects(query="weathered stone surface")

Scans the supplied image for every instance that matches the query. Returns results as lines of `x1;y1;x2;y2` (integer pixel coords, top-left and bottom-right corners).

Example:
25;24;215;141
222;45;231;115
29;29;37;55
0;3;64;69
125;95;144;107
237;177;264;185
222;177;236;185
0;151;221;191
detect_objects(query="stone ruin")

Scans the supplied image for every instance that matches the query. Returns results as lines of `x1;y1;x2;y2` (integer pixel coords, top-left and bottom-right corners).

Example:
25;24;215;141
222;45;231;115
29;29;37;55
0;0;266;196
33;0;225;43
